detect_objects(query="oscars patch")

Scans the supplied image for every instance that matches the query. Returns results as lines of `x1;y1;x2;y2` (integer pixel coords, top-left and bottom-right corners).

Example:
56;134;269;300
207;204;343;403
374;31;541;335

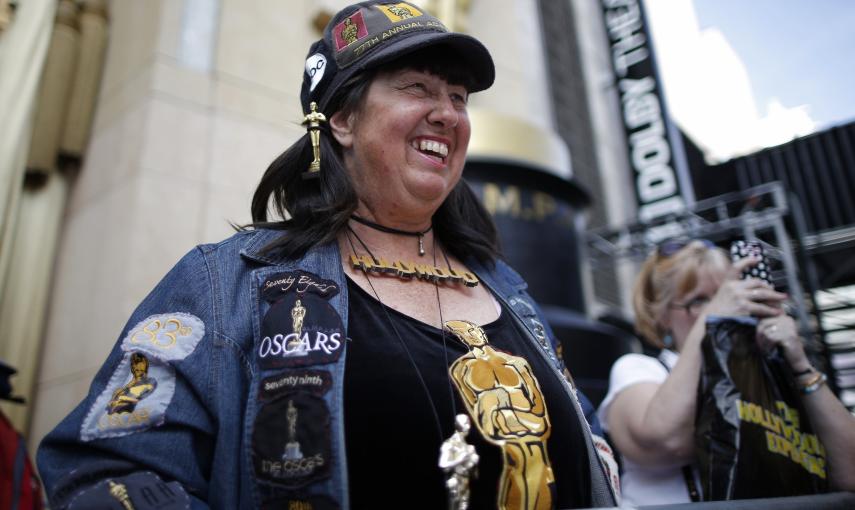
262;494;339;510
332;9;368;50
120;312;205;361
376;2;423;22
66;471;190;509
257;293;344;369
80;352;176;441
259;369;332;400
261;271;339;303
252;392;331;487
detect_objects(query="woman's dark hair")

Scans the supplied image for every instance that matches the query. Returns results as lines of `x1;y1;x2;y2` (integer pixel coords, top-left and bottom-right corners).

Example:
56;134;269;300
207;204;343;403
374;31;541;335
250;45;500;265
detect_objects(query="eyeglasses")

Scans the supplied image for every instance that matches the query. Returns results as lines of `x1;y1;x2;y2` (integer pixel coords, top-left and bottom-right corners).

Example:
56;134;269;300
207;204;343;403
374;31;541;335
657;238;715;258
669;296;711;315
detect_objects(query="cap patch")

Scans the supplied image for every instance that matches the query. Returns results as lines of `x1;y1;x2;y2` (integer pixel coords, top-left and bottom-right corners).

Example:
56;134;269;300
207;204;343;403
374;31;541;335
252;392;331;487
333;10;368;50
121;312;205;362
301;0;493;113
80;353;176;441
376;2;423;22
305;53;327;92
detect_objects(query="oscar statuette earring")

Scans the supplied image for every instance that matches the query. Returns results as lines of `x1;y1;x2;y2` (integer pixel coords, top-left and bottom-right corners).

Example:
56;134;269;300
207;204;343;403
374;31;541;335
302;101;326;179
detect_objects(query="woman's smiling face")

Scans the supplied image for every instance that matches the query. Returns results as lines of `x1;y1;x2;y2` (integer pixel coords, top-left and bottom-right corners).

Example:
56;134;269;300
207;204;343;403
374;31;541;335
331;67;471;223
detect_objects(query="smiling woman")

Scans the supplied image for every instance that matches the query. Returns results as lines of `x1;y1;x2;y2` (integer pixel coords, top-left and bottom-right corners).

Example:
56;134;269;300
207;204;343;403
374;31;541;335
330;64;472;224
36;2;619;509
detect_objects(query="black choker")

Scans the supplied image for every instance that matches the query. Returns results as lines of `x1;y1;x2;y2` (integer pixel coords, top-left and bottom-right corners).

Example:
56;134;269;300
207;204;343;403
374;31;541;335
350;215;432;256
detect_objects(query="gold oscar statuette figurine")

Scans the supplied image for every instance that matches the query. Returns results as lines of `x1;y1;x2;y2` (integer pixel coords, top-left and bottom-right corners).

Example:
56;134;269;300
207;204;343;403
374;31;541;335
302;101;326;176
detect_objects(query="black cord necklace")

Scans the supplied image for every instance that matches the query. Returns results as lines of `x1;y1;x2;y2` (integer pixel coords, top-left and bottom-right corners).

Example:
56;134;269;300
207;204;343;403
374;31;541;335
350;214;432;256
345;227;480;508
345;227;458;444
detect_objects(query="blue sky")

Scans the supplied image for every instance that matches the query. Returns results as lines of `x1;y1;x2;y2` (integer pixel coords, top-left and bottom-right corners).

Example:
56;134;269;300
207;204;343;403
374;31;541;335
693;0;855;131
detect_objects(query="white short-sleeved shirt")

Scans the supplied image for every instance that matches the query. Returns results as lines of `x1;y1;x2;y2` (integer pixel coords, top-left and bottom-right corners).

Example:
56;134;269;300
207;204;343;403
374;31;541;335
597;349;698;507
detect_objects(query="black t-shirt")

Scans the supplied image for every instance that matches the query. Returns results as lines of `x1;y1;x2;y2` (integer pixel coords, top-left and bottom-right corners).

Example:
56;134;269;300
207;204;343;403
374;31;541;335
344;279;592;509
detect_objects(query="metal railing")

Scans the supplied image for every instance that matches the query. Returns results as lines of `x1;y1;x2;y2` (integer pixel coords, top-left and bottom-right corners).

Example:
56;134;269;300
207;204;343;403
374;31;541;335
585;182;855;403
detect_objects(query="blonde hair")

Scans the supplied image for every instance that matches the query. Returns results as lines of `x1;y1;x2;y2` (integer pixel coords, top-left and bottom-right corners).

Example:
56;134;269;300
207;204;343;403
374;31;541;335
633;240;729;348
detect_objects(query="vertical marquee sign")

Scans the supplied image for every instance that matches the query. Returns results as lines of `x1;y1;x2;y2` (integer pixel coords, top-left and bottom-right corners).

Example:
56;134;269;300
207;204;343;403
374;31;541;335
601;0;695;222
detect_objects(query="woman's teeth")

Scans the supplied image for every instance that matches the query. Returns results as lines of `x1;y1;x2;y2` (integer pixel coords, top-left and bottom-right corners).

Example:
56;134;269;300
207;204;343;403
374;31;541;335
413;139;448;157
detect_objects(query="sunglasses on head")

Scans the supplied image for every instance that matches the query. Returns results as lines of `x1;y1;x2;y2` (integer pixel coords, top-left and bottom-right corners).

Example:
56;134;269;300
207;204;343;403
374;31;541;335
657;238;715;258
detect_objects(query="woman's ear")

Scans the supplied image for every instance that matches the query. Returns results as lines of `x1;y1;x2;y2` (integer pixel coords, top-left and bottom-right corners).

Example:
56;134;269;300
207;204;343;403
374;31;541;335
329;110;355;148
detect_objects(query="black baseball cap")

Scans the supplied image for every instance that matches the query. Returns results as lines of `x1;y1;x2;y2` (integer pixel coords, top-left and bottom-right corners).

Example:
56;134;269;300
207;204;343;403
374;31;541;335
300;1;495;113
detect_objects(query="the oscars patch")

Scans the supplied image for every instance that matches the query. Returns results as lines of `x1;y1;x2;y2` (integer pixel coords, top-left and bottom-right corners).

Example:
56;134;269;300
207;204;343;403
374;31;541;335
252;392;331;487
376;2;424;22
261;271;339;303
332;9;368;50
80;352;176;441
257;292;344;369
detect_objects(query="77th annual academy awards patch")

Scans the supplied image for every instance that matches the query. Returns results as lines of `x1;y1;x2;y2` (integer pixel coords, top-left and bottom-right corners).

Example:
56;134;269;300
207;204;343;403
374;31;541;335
80;352;176;441
257;292;344;369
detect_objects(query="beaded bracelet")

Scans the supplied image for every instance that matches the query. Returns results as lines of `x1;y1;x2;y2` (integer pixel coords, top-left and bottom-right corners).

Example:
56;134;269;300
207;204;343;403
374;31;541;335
799;372;827;395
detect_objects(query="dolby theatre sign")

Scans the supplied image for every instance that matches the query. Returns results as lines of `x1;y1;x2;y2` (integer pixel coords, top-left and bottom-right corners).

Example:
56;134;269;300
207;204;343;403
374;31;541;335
601;0;695;222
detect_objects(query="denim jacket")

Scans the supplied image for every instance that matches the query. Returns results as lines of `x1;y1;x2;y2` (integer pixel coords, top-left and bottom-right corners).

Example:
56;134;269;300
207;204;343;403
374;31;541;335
38;229;618;509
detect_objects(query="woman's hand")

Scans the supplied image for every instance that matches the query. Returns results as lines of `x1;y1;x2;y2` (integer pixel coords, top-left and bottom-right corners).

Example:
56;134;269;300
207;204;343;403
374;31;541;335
756;315;812;373
703;256;788;318
756;316;855;490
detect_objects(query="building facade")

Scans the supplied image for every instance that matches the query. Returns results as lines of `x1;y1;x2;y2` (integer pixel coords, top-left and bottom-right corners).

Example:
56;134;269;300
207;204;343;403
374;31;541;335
0;0;633;452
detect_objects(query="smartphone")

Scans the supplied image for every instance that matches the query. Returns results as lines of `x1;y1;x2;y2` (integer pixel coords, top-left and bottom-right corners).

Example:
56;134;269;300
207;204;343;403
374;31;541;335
730;240;773;286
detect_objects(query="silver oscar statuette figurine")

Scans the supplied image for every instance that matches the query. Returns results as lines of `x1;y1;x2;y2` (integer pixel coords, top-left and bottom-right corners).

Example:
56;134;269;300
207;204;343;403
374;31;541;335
439;414;479;510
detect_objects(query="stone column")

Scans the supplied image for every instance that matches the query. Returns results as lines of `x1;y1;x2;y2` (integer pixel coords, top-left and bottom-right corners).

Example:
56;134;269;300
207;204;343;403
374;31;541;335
0;0;86;433
0;173;71;431
61;0;109;158
26;0;80;174
0;0;56;306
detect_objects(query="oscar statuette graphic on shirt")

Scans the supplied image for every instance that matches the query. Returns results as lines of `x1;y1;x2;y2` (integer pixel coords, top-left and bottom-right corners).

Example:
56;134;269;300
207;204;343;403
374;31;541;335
446;320;555;510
